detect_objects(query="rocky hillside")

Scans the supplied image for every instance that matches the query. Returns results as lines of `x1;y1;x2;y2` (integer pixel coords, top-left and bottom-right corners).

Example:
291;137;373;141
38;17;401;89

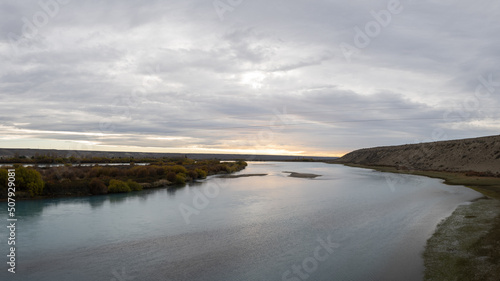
336;135;500;176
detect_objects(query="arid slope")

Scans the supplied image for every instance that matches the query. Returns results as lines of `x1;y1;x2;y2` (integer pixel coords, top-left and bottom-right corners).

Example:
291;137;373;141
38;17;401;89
336;135;500;175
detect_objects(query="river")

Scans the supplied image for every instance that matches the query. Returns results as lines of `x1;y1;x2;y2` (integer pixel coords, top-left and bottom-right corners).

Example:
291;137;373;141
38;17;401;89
0;162;481;280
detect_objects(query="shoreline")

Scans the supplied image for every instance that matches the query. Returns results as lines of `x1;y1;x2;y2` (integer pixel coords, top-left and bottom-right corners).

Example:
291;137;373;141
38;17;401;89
0;169;238;202
0;160;249;201
282;171;322;178
332;163;500;280
217;173;267;178
336;163;500;200
423;198;500;280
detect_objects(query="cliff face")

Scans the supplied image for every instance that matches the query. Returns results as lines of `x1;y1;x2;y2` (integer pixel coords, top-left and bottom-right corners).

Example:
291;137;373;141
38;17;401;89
336;135;500;175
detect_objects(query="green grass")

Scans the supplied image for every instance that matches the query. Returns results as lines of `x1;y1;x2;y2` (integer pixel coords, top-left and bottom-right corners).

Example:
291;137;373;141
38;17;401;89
422;198;500;281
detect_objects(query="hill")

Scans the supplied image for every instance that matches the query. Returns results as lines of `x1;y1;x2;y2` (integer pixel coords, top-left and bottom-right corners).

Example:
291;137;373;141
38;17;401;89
335;135;500;176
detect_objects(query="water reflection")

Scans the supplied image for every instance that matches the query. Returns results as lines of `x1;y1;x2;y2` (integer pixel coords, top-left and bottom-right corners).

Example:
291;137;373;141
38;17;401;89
88;195;107;209
2;184;188;219
16;199;45;218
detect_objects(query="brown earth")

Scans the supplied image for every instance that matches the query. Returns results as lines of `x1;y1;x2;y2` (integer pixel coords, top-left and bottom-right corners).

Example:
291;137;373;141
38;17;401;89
335;135;500;176
282;171;322;178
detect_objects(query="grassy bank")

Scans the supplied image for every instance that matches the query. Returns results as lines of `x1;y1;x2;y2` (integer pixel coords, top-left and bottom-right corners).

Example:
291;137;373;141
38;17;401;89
423;198;500;280
340;163;500;200
335;163;500;280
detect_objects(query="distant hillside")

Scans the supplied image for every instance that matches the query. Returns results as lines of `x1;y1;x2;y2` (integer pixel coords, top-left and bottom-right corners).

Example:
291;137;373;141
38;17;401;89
335;135;500;175
0;148;337;162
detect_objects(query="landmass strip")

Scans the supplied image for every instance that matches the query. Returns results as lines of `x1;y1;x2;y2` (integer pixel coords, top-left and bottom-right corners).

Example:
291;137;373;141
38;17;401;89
282;171;322;178
332;134;500;280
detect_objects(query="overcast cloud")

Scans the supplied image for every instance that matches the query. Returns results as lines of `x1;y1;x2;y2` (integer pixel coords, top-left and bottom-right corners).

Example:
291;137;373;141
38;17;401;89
0;0;499;156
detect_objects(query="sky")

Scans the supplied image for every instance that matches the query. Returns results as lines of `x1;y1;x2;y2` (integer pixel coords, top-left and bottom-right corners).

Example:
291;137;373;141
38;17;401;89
0;0;499;157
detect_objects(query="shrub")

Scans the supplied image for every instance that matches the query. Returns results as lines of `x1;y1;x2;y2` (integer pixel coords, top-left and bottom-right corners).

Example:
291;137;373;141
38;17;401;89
0;169;8;197
136;167;149;178
194;168;207;179
108;179;131;193
155;166;165;176
126;179;142;191
89;167;103;178
16;167;44;197
166;172;177;182
174;173;186;185
188;170;198;179
224;164;235;173
89;178;108;195
170;165;188;174
62;169;76;180
109;168;120;177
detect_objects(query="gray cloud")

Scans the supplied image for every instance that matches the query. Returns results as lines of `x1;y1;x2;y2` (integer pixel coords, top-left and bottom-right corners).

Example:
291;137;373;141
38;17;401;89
0;0;499;156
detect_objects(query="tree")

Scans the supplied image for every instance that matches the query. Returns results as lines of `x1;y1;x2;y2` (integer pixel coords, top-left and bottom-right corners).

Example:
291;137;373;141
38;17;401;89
166;172;177;182
169;165;188;174
89;178;108;195
136;167;149;178
126;179;142;191
108;179;131;193
194;168;207;179
0;169;8;197
174;173;187;185
16;167;45;197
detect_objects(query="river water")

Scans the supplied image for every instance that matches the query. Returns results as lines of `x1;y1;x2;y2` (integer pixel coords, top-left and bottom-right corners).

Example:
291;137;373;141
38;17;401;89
0;162;481;281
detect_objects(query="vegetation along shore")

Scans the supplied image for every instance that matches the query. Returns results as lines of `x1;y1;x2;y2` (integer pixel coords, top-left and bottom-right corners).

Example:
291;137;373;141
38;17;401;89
0;156;248;200
333;134;500;280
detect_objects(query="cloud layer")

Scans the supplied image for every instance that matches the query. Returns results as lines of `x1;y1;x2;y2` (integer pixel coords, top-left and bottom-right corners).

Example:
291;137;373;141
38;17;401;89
1;0;499;156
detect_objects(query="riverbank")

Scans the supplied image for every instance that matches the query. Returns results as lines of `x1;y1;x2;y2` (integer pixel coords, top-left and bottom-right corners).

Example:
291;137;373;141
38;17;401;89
424;197;500;280
0;159;248;200
217;173;267;178
334;163;500;280
334;134;500;176
282;171;322;178
341;163;500;200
